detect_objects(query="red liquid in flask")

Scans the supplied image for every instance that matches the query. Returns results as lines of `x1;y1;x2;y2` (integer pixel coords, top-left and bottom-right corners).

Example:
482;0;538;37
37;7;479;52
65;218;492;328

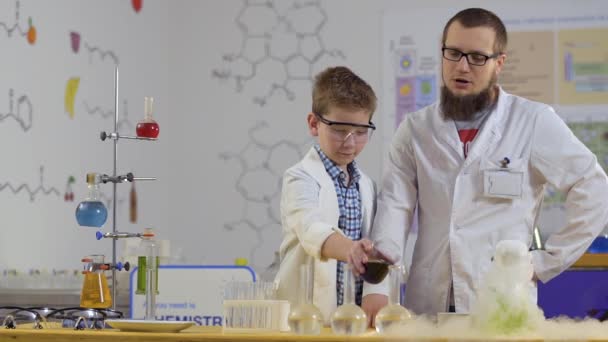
136;121;159;138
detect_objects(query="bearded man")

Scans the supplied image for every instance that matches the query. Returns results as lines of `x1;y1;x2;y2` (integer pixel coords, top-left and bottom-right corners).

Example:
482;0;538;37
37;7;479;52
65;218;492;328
348;7;608;318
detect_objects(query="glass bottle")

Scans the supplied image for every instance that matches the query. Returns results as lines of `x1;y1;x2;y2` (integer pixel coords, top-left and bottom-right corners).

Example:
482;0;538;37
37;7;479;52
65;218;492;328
136;228;160;294
330;265;367;335
136;97;160;138
80;255;112;308
136;228;159;320
75;173;107;227
288;259;323;335
375;264;412;333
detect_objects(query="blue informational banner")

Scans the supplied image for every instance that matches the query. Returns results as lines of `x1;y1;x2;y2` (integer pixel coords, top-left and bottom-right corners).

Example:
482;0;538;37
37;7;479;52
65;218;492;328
129;265;256;326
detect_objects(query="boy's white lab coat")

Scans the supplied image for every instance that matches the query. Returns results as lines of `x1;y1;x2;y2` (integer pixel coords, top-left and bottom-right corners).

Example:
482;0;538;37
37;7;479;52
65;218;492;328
275;147;387;322
372;88;608;315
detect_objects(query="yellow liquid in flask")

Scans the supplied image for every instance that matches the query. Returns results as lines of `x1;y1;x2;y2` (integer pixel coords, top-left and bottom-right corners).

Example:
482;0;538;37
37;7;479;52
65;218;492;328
80;272;112;308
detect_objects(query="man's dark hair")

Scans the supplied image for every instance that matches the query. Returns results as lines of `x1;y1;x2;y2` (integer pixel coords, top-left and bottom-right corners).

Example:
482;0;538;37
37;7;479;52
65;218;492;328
442;8;507;54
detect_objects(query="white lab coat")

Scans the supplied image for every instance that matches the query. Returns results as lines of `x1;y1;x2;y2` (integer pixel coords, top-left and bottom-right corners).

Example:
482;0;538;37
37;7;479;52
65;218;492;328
275;147;388;322
372;87;608;315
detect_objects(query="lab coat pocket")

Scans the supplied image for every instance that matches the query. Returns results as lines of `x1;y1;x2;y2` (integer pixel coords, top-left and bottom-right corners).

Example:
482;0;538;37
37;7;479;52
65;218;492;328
480;157;525;200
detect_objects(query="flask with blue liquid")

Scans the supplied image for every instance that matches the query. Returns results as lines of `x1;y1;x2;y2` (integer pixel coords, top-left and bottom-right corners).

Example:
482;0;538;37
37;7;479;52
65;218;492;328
75;173;108;227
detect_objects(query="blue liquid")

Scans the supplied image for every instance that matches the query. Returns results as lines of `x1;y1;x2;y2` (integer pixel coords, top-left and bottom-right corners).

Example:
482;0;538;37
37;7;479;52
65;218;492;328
75;201;108;227
587;236;608;253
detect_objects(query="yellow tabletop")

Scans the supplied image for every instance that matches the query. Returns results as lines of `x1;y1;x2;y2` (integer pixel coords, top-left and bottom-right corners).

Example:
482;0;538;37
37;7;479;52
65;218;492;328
1;326;607;342
573;253;608;268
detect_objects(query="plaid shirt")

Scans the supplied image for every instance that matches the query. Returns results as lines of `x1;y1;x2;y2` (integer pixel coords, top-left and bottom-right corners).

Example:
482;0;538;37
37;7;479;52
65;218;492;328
314;145;363;306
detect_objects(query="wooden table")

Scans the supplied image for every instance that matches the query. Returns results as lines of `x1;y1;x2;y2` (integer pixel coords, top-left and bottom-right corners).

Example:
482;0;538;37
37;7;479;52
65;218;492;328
573;253;608;268
1;326;607;342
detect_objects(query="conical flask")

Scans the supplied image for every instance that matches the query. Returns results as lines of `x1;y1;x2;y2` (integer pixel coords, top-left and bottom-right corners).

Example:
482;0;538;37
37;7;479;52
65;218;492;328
330;264;367;335
80;255;112;309
375;264;412;333
287;258;323;335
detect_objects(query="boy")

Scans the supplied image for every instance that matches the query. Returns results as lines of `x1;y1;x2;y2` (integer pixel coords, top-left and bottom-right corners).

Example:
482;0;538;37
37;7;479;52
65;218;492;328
275;66;388;325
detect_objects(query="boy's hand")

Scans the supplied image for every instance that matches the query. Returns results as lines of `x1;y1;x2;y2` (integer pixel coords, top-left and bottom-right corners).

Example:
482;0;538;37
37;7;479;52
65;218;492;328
347;238;376;275
362;293;388;328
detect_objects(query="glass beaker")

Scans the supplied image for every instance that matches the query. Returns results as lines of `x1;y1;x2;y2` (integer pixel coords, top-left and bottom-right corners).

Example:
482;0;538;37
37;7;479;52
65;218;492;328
75;173;107;227
330;265;367;335
375;264;412;333
288;259;323;335
136;97;160;138
80;255;112;309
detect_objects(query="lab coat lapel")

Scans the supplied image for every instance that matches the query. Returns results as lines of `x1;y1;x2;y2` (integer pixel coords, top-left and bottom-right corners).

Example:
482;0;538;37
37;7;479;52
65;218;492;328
435;108;465;160
463;89;506;168
301;147;339;223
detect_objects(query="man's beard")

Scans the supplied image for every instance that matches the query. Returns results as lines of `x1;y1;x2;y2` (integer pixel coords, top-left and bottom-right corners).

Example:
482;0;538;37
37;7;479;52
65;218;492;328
440;75;497;121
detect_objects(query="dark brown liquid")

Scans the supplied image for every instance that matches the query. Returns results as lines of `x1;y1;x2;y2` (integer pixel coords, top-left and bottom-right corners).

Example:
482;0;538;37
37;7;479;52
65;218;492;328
361;260;390;284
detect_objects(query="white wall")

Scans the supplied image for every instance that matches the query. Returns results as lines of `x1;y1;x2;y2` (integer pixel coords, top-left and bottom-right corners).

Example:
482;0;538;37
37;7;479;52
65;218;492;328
0;0;170;272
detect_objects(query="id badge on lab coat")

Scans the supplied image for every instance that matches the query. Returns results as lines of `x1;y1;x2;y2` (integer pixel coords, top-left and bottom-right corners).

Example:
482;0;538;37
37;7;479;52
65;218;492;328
483;168;523;199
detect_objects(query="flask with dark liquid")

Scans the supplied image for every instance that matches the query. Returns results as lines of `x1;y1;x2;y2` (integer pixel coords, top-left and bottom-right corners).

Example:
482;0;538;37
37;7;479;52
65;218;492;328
361;259;390;284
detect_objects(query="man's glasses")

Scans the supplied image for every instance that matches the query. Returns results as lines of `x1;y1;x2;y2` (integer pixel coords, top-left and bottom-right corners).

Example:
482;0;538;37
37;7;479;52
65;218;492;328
314;113;376;143
442;47;501;66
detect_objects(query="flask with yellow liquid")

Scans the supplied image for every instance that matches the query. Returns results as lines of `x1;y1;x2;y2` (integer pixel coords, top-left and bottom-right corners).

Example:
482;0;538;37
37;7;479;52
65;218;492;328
80;255;112;308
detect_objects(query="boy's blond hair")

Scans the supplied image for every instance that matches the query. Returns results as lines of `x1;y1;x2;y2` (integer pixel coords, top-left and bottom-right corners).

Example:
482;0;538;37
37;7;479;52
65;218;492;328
312;66;376;119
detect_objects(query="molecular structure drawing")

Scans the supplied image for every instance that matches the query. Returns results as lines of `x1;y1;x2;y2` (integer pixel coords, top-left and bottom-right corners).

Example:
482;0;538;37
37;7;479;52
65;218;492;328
84;42;119;66
69;31;119;66
82;99;133;132
219;121;310;268
0;166;60;202
212;0;345;106
1;88;33;132
0;0;36;45
83;100;113;119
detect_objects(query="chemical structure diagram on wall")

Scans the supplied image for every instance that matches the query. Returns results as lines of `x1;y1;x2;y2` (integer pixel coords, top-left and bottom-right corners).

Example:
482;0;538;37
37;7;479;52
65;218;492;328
70;31;119;66
219;121;310;268
65;31;133;132
1;88;33;132
0;0;37;46
212;0;345;106
1;1;35;133
0;166;61;202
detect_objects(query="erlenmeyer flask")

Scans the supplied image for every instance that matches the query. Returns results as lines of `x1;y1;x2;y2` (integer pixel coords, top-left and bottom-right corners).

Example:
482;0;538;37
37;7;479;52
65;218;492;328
288;259;323;335
80;255;112;309
330;265;367;335
375;264;412;333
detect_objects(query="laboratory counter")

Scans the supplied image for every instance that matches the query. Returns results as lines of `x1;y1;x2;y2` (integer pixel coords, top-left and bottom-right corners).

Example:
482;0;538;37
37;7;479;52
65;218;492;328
1;326;608;342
